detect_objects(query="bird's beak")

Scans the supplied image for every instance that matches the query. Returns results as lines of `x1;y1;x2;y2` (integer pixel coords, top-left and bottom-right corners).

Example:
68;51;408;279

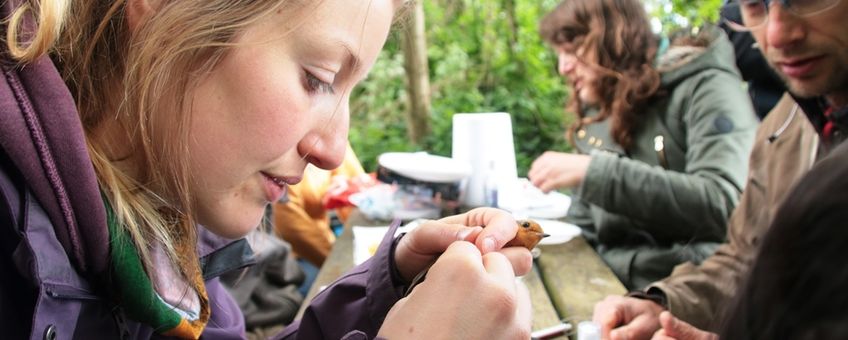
540;233;551;238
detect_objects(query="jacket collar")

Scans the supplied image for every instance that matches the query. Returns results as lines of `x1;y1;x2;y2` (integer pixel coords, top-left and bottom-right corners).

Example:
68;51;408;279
1;0;109;279
794;94;848;149
198;228;256;280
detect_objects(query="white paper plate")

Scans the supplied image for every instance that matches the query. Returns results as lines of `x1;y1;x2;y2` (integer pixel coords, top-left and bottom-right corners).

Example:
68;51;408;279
535;219;582;245
499;179;571;219
378;152;472;183
523;192;571;219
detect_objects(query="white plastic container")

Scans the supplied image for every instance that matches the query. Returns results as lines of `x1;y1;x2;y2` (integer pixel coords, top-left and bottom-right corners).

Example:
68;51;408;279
451;112;518;207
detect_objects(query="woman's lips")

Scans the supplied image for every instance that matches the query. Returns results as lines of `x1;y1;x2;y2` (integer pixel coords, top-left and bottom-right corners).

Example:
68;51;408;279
778;56;824;78
261;172;290;203
572;79;583;92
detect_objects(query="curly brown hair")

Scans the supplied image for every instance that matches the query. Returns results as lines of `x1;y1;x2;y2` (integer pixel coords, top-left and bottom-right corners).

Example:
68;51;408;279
540;0;662;150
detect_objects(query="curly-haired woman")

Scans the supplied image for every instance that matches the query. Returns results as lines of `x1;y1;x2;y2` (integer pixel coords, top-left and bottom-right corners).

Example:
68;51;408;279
528;0;757;289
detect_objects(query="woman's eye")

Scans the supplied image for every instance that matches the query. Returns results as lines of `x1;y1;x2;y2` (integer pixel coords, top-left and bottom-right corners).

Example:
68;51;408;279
305;72;335;95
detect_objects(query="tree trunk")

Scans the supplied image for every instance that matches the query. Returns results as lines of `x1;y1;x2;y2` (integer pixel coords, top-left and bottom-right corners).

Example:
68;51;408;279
503;0;519;54
502;0;524;74
401;0;431;145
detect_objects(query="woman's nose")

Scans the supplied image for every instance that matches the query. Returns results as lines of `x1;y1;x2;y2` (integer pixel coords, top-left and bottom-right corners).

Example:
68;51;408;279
299;106;349;170
558;52;576;76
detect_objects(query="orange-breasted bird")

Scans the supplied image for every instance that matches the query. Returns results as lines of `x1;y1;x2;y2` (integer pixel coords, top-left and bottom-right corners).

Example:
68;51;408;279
505;219;550;250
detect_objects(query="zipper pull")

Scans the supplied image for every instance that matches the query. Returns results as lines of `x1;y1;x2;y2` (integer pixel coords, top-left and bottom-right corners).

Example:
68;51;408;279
654;135;669;169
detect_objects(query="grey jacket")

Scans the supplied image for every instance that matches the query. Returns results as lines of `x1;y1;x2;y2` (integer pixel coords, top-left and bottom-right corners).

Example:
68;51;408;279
567;28;758;289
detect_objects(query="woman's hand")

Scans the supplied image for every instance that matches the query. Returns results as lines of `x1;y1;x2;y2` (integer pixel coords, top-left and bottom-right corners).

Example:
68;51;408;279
528;151;591;193
393;208;533;282
382;208;533;338
379;241;532;339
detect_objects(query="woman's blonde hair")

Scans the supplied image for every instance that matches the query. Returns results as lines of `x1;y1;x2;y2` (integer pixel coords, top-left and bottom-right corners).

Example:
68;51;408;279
5;0;69;62
6;0;316;281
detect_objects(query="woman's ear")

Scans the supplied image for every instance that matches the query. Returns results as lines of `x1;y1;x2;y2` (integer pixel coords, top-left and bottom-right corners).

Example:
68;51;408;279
125;0;163;32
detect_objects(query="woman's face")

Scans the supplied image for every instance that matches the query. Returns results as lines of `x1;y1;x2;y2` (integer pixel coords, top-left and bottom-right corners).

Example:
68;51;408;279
188;0;396;238
556;46;601;105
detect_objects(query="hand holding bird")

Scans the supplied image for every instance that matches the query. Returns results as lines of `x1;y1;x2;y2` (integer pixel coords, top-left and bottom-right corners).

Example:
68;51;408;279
404;219;547;296
380;208;535;339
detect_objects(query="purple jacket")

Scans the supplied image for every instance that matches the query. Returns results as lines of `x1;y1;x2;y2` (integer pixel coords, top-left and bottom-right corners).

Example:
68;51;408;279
1;1;402;338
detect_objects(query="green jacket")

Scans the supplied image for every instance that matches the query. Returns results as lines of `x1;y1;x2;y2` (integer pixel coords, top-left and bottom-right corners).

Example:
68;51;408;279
567;28;758;290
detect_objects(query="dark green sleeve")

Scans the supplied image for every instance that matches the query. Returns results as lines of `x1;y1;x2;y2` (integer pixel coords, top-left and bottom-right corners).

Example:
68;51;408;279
565;196;596;240
577;70;757;240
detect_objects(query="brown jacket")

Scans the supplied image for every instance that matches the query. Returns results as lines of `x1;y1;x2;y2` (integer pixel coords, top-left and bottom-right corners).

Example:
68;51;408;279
649;94;820;330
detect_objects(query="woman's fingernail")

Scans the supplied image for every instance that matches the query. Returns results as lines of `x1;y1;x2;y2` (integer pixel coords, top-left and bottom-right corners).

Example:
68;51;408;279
482;237;497;253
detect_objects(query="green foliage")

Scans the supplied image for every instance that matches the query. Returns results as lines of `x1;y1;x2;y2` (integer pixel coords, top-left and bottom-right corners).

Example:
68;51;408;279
349;0;722;175
349;0;571;176
672;0;723;28
646;0;723;33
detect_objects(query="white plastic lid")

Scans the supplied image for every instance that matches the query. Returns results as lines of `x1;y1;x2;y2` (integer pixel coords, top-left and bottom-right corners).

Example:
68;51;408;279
378;152;472;183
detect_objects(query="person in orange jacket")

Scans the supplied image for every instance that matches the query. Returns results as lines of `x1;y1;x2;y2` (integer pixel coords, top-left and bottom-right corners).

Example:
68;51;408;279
274;143;365;267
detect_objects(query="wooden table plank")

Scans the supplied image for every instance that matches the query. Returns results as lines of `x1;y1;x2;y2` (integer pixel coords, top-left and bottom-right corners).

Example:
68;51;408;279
524;265;568;339
536;238;627;322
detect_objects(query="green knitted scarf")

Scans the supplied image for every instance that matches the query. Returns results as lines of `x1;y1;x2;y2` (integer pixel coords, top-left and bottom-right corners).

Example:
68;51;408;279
104;198;210;338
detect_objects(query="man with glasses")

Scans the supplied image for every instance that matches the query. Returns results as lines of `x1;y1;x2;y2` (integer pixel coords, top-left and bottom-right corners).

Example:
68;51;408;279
592;0;848;339
719;0;785;119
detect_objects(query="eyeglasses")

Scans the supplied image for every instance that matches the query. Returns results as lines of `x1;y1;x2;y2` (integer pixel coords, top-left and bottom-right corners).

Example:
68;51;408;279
722;0;842;31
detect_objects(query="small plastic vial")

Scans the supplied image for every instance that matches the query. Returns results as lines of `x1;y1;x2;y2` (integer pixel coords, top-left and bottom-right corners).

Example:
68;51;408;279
484;161;498;207
577;321;600;340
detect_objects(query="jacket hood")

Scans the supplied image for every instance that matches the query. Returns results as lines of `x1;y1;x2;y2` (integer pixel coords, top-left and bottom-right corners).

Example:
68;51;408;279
658;26;741;88
1;0;110;279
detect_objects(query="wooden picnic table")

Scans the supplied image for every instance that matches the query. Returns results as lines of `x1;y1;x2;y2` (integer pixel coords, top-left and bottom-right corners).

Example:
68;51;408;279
295;210;626;338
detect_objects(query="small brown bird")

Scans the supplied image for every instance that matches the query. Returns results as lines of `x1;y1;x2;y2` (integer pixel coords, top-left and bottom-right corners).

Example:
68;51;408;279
404;220;548;296
505;219;549;250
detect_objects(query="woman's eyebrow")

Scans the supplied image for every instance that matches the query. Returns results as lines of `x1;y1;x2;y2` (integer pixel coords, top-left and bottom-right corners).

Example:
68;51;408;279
301;34;362;74
336;39;362;73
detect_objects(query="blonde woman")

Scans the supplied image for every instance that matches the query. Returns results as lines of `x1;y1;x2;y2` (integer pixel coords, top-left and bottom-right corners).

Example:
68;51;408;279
0;0;532;338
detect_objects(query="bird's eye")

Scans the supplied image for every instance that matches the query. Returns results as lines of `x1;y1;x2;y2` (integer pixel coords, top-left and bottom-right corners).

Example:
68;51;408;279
522;222;531;229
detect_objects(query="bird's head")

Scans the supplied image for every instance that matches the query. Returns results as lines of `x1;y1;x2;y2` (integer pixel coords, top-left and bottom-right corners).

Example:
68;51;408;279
505;219;550;250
